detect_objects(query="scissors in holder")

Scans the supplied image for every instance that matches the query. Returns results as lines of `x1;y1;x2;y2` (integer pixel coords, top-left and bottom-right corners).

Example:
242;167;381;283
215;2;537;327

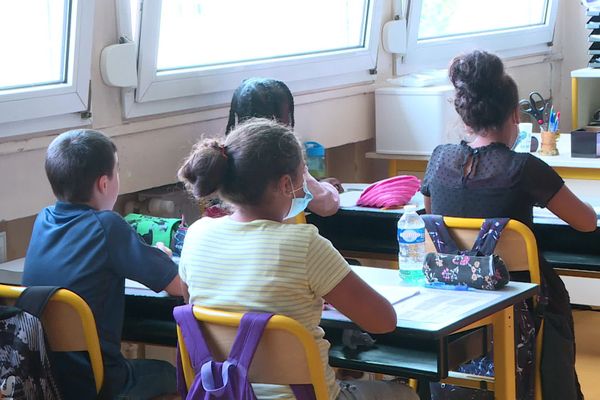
519;92;548;128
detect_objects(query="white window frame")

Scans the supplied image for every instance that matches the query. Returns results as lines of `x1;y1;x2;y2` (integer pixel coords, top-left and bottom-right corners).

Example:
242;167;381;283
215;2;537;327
0;0;95;137
399;0;559;69
121;0;384;118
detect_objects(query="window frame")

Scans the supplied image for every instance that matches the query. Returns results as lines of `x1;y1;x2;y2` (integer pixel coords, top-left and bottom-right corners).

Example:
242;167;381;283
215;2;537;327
400;0;559;68
122;0;384;118
0;0;95;137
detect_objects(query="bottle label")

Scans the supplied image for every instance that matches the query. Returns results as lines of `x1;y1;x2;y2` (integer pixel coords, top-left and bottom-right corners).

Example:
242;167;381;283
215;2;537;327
398;227;425;244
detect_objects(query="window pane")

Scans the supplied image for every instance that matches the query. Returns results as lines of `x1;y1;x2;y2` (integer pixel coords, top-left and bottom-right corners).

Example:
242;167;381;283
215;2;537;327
0;0;70;91
418;0;549;41
157;0;369;72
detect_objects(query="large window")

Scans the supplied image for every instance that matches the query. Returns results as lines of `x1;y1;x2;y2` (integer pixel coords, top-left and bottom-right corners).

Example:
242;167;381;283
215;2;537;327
402;0;558;68
124;0;383;117
0;0;94;136
156;0;368;71
0;2;70;91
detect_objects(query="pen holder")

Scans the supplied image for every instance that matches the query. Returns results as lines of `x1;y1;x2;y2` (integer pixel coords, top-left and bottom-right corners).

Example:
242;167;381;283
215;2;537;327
540;131;559;156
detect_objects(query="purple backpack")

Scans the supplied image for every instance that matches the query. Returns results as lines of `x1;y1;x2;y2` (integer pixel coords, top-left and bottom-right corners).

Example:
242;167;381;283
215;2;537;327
173;305;317;400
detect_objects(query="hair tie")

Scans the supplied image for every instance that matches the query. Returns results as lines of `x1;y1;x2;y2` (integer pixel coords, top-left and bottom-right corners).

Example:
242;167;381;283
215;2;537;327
220;144;228;159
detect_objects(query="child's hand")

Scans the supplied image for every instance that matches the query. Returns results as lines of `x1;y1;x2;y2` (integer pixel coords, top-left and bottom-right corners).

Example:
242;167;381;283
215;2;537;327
155;242;173;258
320;177;344;193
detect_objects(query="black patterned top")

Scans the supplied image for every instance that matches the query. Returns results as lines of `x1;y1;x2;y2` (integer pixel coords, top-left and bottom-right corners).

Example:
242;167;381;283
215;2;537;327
421;141;564;228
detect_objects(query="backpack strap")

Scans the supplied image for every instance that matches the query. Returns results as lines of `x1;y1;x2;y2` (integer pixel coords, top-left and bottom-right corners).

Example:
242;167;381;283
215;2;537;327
15;286;62;318
471;218;510;256
290;384;318;400
227;312;274;371
173;304;215;397
421;215;460;253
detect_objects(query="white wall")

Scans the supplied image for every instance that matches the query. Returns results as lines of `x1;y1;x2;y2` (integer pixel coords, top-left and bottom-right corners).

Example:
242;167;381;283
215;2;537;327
0;0;592;222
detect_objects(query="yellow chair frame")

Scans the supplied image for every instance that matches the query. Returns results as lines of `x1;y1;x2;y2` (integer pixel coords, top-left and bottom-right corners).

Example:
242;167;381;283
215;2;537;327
0;285;104;393
424;217;542;400
176;306;330;399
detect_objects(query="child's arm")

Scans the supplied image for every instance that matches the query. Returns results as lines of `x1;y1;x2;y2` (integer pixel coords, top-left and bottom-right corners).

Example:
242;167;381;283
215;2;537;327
323;272;396;333
305;169;340;217
307;233;396;334
100;212;179;293
163;275;184;297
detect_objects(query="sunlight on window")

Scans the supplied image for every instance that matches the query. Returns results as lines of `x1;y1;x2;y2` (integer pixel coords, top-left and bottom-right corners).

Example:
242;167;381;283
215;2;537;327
418;0;548;41
157;0;369;72
0;0;70;90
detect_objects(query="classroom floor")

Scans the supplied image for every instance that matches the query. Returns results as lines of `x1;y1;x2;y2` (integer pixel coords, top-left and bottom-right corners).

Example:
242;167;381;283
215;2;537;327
573;309;600;400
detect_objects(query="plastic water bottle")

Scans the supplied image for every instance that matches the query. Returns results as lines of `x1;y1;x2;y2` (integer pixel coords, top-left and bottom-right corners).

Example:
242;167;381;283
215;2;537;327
304;141;326;179
397;205;426;285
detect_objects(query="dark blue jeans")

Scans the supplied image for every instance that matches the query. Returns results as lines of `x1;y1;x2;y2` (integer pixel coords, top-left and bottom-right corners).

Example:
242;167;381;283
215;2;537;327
118;359;177;400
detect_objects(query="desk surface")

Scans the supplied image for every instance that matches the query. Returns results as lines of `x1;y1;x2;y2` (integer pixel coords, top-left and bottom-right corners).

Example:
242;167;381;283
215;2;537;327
0;260;536;335
339;183;600;227
0;258;169;297
367;133;600;170
323;266;537;339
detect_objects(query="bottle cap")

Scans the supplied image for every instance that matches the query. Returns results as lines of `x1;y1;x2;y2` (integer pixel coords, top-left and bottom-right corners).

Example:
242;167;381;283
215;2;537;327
403;204;417;212
304;141;325;157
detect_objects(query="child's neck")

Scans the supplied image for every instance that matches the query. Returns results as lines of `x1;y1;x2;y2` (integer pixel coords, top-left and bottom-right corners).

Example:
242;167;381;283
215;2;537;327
230;205;284;223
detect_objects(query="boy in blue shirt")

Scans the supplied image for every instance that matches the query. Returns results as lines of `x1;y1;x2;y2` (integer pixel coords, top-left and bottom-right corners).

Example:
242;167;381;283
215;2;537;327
23;129;182;399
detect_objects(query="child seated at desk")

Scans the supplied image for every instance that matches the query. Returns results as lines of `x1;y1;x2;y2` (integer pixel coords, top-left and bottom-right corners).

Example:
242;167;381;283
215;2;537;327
177;119;418;400
223;77;342;217
421;50;596;400
23;129;183;400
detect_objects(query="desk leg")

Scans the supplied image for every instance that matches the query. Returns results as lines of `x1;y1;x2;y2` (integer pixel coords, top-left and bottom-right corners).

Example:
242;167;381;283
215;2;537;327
388;160;397;177
493;306;515;400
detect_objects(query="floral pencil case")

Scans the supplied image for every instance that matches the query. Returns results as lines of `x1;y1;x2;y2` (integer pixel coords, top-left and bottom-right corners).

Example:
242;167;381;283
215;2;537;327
422;252;510;291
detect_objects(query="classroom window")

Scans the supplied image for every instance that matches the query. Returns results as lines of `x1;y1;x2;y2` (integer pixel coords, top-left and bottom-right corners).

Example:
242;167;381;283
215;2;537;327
0;1;69;91
156;0;368;71
418;0;548;41
0;0;94;136
402;0;558;68
124;0;383;118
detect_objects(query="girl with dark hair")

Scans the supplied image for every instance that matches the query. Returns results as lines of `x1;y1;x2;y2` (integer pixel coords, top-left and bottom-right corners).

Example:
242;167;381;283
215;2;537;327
177;119;418;400
421;50;595;400
225;77;342;217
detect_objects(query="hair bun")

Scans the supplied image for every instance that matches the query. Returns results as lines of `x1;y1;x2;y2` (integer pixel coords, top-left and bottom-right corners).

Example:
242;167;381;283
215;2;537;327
178;139;228;199
448;50;518;132
449;50;505;97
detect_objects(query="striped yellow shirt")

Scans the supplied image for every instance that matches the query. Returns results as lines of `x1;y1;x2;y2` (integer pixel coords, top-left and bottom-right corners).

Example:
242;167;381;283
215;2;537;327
179;216;351;399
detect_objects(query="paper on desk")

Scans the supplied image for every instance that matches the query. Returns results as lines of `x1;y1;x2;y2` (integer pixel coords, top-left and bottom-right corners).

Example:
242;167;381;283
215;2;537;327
340;191;362;208
372;285;419;305
393;290;501;323
125;279;149;290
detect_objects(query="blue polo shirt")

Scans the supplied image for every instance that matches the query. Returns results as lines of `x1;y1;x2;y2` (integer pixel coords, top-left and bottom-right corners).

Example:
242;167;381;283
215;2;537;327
23;202;178;399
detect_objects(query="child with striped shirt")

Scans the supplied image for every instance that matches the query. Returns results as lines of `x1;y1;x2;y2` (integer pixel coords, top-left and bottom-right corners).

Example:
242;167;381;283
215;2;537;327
177;119;418;400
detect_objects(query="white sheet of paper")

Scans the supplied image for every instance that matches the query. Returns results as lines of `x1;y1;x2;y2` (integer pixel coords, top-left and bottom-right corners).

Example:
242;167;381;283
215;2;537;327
372;285;420;305
339;190;362;208
393;290;502;323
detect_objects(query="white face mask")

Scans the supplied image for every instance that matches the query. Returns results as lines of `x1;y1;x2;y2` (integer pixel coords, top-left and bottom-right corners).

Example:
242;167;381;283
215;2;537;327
285;178;313;219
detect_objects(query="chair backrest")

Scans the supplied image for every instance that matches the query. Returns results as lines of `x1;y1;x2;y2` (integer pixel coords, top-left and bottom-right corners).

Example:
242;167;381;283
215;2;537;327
294;212;307;224
177;306;329;400
424;217;540;284
0;284;104;393
425;217;543;399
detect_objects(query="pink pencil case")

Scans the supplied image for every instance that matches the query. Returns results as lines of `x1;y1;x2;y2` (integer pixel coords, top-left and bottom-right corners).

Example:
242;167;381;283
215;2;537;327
356;175;421;209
